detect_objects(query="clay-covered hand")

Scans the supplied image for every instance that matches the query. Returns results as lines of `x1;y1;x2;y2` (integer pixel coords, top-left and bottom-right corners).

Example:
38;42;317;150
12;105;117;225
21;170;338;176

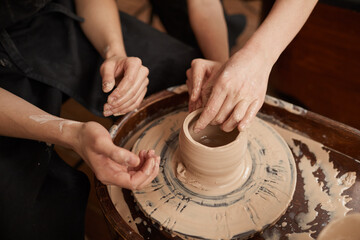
101;56;149;117
74;121;160;189
186;59;222;114
187;50;271;133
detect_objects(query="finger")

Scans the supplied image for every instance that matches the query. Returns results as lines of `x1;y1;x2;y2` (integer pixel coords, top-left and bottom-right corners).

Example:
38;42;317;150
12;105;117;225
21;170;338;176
189;97;203;113
105;77;147;116
193;86;227;133
188;100;197;113
190;59;207;102
130;149;152;172
186;78;194;111
112;77;148;111
138;149;147;161
135;149;147;170
221;100;249;132
187;79;197;112
94;160;127;186
211;95;236;125
186;68;192;80
107;66;144;105
103;103;113;117
238;100;261;131
112;87;147;116
98;138;140;167
128;157;157;190
119;88;147;114
107;58;143;103
146;149;156;158
100;61;118;93
136;156;160;189
186;71;193;96
111;66;148;108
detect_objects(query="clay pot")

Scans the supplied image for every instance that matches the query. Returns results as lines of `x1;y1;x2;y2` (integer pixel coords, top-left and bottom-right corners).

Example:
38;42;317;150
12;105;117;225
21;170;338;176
318;214;360;240
178;109;251;191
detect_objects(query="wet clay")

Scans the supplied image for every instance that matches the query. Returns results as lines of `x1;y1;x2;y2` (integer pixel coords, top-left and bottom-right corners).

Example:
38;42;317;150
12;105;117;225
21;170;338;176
108;109;358;239
129;109;296;239
262;124;357;240
177;109;250;193
317;213;360;240
188;114;239;147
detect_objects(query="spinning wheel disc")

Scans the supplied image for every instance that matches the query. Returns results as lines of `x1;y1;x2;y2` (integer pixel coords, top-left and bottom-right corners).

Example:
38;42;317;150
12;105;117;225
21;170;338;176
132;109;296;240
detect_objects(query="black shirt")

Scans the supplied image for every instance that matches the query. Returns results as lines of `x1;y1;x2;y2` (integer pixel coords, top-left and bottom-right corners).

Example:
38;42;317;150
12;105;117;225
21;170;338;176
0;0;51;29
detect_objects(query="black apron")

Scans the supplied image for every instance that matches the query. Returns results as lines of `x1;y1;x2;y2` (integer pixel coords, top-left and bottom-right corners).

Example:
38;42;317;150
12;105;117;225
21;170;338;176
0;0;200;239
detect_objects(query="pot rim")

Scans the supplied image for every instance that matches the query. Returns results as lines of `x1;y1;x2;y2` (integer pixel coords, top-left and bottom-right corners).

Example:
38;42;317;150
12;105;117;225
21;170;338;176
182;108;245;150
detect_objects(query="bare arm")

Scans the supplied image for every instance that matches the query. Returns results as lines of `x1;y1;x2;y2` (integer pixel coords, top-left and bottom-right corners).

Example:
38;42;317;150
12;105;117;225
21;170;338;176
75;0;125;59
0;88;80;147
188;0;318;132
0;88;159;189
240;0;318;66
187;0;229;62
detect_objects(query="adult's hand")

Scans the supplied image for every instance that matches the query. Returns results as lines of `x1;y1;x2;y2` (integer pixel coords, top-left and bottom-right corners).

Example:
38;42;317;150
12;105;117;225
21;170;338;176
186;59;222;114
187;49;271;133
74;121;159;190
101;56;149;117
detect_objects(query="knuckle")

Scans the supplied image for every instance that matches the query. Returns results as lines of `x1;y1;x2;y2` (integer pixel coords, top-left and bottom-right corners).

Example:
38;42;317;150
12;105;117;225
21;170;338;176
214;117;225;125
186;68;191;78
142;66;149;75
212;119;220;125
144;77;149;85
218;77;231;89
92;138;102;149
129;57;142;65
204;106;217;118
191;58;201;67
92;135;107;149
112;88;122;97
232;114;241;123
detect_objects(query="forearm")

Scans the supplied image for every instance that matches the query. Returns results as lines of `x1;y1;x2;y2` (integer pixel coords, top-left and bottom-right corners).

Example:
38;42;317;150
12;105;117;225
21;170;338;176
75;0;126;59
188;0;229;62
0;88;81;150
238;0;318;65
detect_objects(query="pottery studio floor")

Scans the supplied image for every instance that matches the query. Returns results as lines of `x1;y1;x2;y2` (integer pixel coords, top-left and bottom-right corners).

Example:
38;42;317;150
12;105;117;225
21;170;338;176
54;1;262;239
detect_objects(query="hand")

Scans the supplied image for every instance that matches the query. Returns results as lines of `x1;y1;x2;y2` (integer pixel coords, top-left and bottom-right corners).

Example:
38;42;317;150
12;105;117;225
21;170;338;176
187;49;271;133
186;59;222;113
101;56;149;117
73;121;160;190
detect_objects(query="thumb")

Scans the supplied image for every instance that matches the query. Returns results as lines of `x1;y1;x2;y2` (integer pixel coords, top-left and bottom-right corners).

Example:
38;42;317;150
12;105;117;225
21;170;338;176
110;147;140;167
100;139;140;167
100;61;116;93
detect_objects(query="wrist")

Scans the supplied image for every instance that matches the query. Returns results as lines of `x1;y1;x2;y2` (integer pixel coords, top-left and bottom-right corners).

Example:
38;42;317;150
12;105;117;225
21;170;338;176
240;39;280;67
103;42;127;59
235;40;277;69
58;120;83;151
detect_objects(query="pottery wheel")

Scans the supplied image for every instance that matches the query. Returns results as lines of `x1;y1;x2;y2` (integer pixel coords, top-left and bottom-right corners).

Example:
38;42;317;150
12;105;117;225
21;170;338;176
131;109;296;240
